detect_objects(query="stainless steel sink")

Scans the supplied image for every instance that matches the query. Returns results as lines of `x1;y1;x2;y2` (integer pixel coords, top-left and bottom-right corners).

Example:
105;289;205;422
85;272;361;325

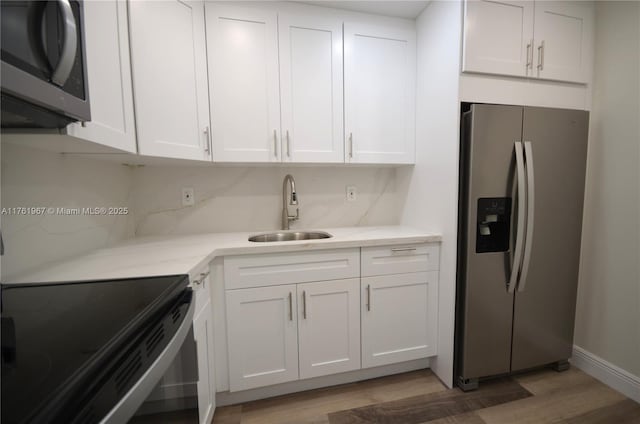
248;231;332;243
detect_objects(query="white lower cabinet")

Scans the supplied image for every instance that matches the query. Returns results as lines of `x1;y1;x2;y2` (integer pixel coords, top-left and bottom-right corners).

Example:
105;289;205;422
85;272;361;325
298;279;361;379
222;244;439;393
226;284;299;391
193;301;216;424
361;271;438;368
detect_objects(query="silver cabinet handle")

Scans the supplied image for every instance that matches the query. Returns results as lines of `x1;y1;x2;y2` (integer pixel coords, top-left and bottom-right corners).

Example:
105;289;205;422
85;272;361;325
526;39;533;70
366;284;371;311
391;247;417;252
288;292;293;321
273;130;278;158
286;130;291;157
519;141;535;292
348;132;354;158
508;141;527;294
204;126;211;154
192;271;209;286
537;41;545;71
51;0;78;86
302;290;307;319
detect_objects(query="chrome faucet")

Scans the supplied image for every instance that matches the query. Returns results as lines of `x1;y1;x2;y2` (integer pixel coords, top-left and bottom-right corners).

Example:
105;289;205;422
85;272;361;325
282;174;299;230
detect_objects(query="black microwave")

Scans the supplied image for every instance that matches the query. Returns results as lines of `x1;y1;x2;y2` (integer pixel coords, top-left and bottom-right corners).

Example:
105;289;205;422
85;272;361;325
1;0;91;128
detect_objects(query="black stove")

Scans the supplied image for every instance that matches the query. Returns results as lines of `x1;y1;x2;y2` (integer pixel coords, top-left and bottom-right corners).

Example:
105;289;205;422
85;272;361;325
1;275;193;424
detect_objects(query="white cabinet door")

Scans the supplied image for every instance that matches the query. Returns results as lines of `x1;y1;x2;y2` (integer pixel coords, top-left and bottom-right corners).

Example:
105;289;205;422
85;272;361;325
463;1;534;77
278;13;344;163
206;4;280;162
66;0;136;152
129;0;211;161
298;279;360;379
226;285;299;391
533;1;593;83
344;22;415;164
193;301;216;424
362;271;438;368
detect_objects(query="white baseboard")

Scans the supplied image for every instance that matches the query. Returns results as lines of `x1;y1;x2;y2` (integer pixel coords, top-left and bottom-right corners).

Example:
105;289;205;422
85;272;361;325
571;345;640;403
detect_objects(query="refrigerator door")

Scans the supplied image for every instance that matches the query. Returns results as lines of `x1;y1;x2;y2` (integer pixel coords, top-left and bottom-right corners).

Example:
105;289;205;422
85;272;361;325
458;104;523;380
511;107;589;371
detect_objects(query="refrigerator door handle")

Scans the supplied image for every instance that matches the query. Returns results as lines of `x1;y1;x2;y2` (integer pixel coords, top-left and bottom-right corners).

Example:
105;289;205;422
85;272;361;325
518;141;536;292
508;141;527;293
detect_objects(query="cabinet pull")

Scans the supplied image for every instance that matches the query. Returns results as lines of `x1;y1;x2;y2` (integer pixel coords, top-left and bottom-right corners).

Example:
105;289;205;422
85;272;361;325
286;130;291;157
366;284;371;311
273;130;278;157
537;41;545;71
204;126;211;154
526;39;533;69
391;247;417;252
348;132;353;159
288;292;293;321
302;290;307;319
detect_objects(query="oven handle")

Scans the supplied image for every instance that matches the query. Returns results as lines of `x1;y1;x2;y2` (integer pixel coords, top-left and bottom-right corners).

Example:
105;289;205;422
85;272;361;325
99;295;196;424
51;0;78;86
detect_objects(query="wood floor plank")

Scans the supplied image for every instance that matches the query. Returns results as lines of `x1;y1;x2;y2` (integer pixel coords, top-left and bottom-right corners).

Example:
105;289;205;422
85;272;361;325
237;370;446;424
514;367;596;396
563;399;640;424
212;405;242;424
328;378;532;424
476;378;627;424
421;411;487;424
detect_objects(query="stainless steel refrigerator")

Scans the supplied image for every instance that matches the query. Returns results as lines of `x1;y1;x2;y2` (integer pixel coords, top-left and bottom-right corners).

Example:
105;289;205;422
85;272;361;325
455;104;589;391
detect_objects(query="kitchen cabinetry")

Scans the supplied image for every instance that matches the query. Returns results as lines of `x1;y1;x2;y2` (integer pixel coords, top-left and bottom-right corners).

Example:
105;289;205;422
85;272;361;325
360;245;439;368
205;4;344;163
344;21;416;164
298;279;360;379
192;270;216;424
129;0;211;161
226;284;300;391
66;0;136;152
462;0;593;84
224;249;360;391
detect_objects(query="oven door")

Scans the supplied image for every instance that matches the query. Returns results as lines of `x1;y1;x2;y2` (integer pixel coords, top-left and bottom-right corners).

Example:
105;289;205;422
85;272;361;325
1;0;91;127
100;298;199;424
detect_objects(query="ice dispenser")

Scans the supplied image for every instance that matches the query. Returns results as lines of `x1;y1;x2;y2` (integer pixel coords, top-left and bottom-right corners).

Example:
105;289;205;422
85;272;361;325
476;197;511;253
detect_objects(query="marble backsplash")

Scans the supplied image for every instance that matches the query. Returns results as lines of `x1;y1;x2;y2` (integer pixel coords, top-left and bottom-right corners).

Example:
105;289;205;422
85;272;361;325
1;143;135;280
130;165;402;236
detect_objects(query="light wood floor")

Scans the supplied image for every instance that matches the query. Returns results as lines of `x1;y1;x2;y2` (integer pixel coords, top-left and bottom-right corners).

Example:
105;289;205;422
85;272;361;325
212;367;640;424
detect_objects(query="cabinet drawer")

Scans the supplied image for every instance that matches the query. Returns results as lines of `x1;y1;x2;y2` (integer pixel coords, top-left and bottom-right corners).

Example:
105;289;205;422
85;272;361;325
361;244;439;277
224;248;360;289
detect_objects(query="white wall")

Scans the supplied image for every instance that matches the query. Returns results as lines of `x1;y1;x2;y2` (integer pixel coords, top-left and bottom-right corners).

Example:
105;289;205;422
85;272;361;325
399;0;462;388
574;0;640;378
0;143;135;280
130;165;401;236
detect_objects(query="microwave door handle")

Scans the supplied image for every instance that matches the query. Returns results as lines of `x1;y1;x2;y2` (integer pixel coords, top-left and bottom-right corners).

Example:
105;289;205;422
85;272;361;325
51;0;77;86
508;141;526;294
518;141;535;292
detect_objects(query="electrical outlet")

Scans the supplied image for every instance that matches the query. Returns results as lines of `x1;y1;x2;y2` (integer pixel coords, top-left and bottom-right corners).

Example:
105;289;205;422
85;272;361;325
346;185;357;202
182;187;195;206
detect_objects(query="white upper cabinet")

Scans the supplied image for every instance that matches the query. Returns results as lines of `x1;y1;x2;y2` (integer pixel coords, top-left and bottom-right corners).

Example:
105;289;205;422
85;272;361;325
344;21;416;164
206;5;344;164
462;1;534;78
66;0;136;152
533;1;593;83
206;4;281;162
129;0;211;161
278;13;344;163
463;0;593;84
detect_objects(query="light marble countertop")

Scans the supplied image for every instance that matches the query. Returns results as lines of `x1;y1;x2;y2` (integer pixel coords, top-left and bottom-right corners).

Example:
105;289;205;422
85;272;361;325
9;226;441;284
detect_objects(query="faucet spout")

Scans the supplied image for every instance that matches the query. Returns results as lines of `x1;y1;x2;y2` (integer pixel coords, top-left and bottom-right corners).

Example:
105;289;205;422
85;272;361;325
282;174;300;230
